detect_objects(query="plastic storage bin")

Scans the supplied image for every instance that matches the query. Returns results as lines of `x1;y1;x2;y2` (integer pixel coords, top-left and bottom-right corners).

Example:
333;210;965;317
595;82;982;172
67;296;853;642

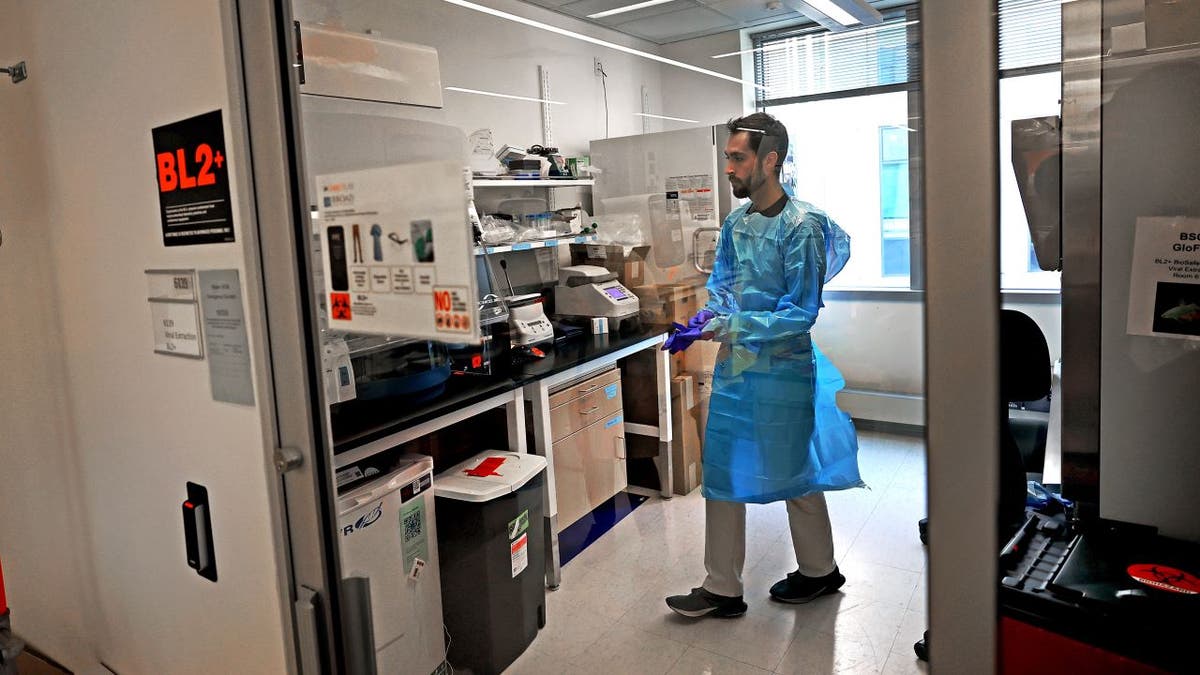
435;451;547;675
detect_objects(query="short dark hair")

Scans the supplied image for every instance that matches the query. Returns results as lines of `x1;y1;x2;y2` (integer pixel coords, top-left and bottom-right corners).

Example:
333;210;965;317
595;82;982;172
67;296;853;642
726;112;788;175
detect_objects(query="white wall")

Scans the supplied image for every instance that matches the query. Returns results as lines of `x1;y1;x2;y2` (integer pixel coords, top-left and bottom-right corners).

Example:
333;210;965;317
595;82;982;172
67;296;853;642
817;295;1060;418
0;2;291;673
658;31;747;130
0;1;96;670
294;0;666;158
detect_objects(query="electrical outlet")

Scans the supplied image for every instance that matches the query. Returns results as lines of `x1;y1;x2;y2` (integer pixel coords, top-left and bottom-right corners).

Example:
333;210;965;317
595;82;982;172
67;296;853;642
594;58;604;76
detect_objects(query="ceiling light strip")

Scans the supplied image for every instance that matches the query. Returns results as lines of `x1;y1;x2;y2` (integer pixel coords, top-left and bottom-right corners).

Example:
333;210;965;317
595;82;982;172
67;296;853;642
634;112;700;123
442;0;769;91
801;0;860;26
588;0;676;19
445;86;566;105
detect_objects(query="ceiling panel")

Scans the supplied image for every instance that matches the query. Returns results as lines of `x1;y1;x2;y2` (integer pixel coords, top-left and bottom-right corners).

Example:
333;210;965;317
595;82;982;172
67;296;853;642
614;5;737;40
700;0;794;24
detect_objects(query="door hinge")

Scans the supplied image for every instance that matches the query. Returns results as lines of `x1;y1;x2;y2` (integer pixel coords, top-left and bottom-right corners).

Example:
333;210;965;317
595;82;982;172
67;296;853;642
275;446;304;473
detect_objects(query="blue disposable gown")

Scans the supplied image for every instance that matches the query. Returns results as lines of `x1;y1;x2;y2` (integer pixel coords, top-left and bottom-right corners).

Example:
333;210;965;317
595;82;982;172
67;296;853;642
701;198;863;503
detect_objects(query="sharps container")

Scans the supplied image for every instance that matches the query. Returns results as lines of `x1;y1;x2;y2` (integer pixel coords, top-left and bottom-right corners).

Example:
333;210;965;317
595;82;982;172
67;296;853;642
434;451;547;675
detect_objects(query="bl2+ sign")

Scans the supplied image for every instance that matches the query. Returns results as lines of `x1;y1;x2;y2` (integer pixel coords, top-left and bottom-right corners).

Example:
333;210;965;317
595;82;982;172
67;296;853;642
151;110;236;247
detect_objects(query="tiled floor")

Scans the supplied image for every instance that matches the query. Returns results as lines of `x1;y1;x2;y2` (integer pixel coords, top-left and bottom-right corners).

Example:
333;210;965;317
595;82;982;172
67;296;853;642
506;430;930;675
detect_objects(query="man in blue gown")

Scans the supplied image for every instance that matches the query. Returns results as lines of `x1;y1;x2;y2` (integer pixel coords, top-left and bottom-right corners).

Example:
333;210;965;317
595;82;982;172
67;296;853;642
664;113;862;618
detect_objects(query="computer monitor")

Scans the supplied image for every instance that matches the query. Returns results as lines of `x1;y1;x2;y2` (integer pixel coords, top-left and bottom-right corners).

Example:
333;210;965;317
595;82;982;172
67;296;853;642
1012;116;1062;272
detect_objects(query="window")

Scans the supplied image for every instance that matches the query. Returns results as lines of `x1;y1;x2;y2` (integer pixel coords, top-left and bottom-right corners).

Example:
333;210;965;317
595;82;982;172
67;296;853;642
754;12;919;289
753;0;1064;291
879;126;910;278
1000;71;1061;290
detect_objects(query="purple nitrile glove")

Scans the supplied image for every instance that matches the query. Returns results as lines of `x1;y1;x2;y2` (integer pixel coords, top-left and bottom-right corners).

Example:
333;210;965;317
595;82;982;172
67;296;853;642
662;321;703;354
663;309;717;354
687;309;716;330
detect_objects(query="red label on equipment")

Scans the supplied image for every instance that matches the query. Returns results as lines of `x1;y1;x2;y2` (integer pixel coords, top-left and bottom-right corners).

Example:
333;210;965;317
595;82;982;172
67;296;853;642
1127;564;1200;595
330;293;352;320
465;456;506;477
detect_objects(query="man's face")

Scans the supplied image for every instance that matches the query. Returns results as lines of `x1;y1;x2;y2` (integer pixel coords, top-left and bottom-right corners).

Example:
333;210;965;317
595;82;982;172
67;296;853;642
724;131;774;199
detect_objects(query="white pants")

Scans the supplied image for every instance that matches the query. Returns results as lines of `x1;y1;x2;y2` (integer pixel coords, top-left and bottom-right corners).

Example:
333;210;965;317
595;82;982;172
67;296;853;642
702;493;836;597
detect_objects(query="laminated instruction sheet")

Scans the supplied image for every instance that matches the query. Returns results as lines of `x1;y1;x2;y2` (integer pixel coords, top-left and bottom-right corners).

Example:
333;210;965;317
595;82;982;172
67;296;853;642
1127;217;1200;341
316;160;479;341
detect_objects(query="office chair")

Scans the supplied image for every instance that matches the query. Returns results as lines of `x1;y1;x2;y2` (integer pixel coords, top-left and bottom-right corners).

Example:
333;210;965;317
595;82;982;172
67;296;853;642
915;309;1052;661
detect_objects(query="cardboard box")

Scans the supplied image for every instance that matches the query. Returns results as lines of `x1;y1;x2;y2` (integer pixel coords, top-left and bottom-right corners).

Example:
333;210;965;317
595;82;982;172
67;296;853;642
569;243;650;288
671;375;703;496
632;282;708;326
683;339;721;381
694;377;711;449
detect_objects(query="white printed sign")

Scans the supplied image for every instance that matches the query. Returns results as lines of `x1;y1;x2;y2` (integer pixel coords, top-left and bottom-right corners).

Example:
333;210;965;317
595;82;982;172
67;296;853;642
316;161;479;340
149;300;203;358
1126;217;1200;341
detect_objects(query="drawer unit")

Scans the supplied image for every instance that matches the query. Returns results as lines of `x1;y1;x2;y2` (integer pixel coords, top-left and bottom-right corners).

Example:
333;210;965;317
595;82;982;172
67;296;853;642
552;410;627;532
549;368;623;444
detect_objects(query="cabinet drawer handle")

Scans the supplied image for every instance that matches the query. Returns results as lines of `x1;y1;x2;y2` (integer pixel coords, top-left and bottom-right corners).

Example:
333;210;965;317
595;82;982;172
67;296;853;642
615;436;626;460
580;406;600;416
578;384;601;394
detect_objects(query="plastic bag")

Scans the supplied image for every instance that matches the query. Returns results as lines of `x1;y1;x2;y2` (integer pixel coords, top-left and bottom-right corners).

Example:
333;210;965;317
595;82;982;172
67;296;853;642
589;213;646;246
479;215;515;245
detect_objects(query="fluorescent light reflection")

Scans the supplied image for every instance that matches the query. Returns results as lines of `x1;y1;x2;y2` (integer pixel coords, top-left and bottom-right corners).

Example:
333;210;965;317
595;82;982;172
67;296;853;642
635;112;700;123
589;0;675;19
803;0;860;26
445;86;566;105
442;0;769;91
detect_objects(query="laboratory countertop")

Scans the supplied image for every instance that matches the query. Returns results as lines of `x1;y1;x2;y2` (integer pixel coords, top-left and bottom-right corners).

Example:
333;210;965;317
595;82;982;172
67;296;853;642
330;324;669;454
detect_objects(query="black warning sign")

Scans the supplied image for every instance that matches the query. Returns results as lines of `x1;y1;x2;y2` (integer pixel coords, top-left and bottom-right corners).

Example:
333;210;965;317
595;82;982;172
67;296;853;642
152;110;235;246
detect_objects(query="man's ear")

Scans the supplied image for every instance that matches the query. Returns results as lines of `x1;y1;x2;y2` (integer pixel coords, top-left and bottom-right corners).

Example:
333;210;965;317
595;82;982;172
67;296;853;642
762;149;780;174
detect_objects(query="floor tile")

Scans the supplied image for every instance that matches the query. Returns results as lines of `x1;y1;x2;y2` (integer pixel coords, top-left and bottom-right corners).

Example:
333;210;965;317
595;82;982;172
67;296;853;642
667;646;774;675
678;609;800;672
516;430;928;675
776;626;885;675
571;624;689;675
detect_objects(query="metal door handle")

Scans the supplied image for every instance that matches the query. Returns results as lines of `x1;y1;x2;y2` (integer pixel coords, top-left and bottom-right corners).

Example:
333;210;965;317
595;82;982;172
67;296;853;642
693;227;721;274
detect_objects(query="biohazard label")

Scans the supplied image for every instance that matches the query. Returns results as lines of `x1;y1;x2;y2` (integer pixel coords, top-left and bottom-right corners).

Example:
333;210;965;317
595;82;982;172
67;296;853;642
1127;564;1200;595
330;293;352;320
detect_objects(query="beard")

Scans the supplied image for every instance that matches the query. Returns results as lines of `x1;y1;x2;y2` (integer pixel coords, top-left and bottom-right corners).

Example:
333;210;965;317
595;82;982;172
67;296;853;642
729;167;764;199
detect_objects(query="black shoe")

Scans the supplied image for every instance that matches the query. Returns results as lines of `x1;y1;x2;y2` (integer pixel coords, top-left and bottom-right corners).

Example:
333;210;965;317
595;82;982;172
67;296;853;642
769;566;846;604
665;587;748;618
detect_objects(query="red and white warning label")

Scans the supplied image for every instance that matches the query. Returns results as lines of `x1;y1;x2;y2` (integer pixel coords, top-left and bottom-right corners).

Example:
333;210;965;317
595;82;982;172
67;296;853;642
433;286;472;334
1127;564;1200;595
510;533;529;578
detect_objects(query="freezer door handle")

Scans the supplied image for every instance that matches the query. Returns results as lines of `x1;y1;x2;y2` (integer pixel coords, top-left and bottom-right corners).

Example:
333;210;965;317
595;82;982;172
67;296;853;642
294;586;324;675
341;576;377;675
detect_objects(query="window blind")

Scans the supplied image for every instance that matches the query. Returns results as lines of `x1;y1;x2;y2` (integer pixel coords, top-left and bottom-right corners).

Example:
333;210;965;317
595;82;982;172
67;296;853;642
754;17;916;104
754;0;1062;103
998;0;1062;71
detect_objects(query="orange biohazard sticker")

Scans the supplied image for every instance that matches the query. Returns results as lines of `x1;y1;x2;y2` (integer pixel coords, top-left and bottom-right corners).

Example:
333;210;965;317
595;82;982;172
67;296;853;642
330;292;352;320
1127;564;1200;595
